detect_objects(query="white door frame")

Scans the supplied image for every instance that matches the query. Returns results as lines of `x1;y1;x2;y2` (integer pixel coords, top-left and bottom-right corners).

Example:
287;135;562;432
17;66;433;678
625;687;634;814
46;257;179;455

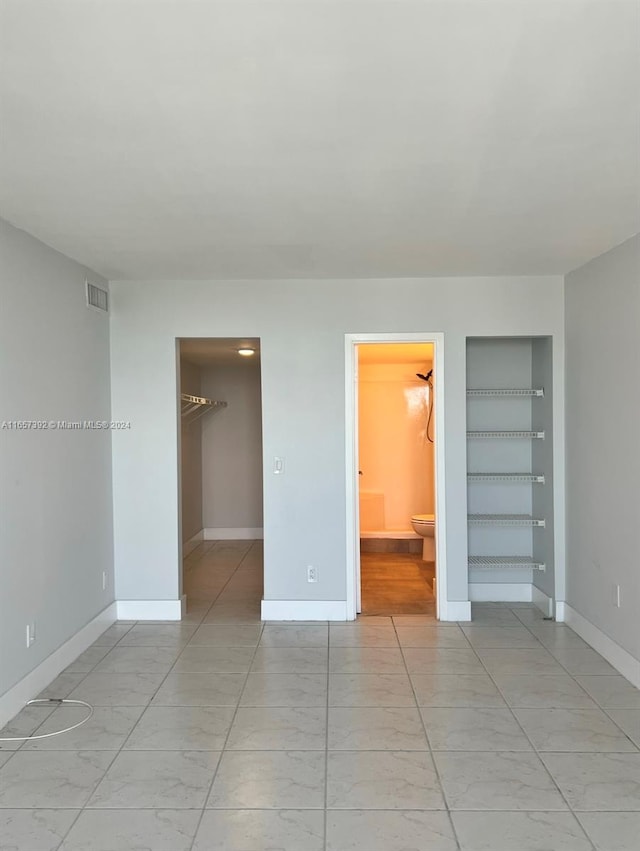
345;332;448;620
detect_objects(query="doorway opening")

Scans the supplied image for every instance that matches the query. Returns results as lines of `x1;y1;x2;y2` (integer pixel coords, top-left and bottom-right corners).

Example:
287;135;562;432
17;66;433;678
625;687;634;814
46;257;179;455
345;333;447;620
177;338;264;619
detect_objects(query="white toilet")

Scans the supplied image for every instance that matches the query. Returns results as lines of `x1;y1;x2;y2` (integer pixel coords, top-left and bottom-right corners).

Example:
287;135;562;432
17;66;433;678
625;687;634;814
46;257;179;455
411;514;435;561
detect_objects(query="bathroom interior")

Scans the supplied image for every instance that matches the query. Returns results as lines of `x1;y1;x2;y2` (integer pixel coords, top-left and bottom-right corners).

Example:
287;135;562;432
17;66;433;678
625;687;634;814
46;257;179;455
357;342;437;615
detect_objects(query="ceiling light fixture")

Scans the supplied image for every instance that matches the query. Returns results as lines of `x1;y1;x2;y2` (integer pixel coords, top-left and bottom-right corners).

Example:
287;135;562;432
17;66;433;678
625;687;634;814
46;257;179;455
237;348;255;357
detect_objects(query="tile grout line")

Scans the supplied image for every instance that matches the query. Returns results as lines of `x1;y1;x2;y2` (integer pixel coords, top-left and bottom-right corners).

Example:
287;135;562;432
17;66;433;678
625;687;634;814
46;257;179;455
324;621;330;851
391;615;463;851
59;608;210;847
10;649;131;850
185;543;266;851
60;543;254;849
510;608;640;749
0;543;246;846
184;539;256;622
469;606;599;850
4;624;142;850
4;577;638;851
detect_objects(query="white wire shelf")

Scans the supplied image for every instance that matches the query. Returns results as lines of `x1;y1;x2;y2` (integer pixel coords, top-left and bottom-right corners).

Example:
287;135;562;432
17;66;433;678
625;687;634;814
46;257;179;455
467;388;544;397
469;556;546;571
467;430;545;439
468;514;546;527
181;393;228;425
467;472;545;483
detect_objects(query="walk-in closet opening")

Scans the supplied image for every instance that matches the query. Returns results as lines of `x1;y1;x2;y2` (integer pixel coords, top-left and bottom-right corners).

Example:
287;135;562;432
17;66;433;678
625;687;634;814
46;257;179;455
178;338;264;618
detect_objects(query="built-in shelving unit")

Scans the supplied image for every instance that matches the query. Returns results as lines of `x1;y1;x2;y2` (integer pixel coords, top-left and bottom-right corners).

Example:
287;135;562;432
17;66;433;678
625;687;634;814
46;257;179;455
466;338;555;600
181;393;228;426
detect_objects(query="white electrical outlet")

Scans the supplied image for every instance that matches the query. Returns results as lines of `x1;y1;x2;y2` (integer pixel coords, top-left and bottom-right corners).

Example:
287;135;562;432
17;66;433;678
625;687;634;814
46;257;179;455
613;584;621;608
307;565;318;583
25;623;36;648
102;571;107;591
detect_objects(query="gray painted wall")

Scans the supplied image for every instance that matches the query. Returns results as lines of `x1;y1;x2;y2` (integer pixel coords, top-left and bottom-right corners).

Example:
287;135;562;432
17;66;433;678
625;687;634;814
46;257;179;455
179;359;203;543
201;361;263;531
565;234;640;661
110;276;564;606
0;219;113;698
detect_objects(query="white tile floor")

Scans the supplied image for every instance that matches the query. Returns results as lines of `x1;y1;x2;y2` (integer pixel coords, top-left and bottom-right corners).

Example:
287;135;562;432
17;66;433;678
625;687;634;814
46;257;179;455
1;539;639;850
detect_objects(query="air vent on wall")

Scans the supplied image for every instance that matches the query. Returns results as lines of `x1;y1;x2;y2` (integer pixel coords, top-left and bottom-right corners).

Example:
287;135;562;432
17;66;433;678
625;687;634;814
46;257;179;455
86;280;109;313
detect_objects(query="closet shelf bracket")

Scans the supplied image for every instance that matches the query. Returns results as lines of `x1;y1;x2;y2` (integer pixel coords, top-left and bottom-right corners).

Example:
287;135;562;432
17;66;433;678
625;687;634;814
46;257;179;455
467;430;545;440
467;473;545;483
468;514;546;527
467;388;544;397
181;393;228;426
468;556;546;571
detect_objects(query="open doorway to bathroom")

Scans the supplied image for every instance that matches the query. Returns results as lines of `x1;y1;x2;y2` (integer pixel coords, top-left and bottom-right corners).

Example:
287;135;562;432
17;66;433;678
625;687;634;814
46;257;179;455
358;342;435;614
345;333;447;620
177;338;264;620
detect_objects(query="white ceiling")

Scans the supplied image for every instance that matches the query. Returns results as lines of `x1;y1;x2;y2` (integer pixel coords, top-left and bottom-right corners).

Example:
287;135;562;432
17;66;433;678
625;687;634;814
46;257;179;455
1;0;638;280
180;337;261;366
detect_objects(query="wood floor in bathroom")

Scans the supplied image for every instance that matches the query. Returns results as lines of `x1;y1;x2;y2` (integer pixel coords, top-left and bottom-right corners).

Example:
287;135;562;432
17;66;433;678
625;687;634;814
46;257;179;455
359;551;436;616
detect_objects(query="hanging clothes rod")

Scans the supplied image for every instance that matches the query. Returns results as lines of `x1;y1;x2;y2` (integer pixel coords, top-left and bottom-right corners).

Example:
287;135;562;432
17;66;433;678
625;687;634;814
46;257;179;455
180;393;227;425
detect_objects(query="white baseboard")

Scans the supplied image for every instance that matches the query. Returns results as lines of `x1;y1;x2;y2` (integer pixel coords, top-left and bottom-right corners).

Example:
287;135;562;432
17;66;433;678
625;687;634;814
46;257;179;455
204;527;263;540
262;598;472;623
116;600;182;621
557;603;640;689
0;603;117;728
261;599;348;621
532;585;554;617
440;600;472;621
182;530;204;556
469;583;532;603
